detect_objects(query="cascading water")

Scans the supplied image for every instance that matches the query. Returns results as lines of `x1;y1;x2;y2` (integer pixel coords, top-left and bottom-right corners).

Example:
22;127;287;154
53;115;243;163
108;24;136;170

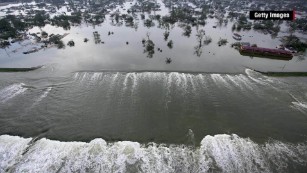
0;70;307;172
1;134;306;173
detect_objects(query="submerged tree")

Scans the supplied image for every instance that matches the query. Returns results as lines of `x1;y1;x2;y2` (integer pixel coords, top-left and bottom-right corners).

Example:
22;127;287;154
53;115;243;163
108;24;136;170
115;13;120;23
194;44;202;57
217;17;223;27
49;35;65;49
67;40;75;47
218;38;228;46
143;33;155;58
57;40;65;49
125;15;134;27
203;36;212;45
165;57;172;64
236;25;242;32
183;25;192;37
41;31;48;38
0;40;10;48
232;24;236;31
0;18;17;40
196;29;205;47
194;29;206;57
163;31;170;41
282;35;307;52
144;19;154;28
167;40;173;49
141;14;145;20
51;13;81;30
33;12;49;27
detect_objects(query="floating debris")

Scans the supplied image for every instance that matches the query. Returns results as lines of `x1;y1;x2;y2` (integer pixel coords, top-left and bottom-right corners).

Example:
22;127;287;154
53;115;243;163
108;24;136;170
233;33;242;40
23;47;40;54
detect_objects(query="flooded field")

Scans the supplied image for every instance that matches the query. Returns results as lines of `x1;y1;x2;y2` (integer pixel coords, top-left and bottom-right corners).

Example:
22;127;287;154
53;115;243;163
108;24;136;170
0;0;306;72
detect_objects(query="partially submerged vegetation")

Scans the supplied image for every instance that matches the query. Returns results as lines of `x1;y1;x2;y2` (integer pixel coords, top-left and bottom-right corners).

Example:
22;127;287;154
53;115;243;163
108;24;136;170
51;13;82;29
67;40;75;47
218;38;228;46
167;40;173;49
48;34;67;49
0;0;306;61
0;40;10;48
194;29;206;57
142;33;155;58
163;31;169;41
281;35;307;53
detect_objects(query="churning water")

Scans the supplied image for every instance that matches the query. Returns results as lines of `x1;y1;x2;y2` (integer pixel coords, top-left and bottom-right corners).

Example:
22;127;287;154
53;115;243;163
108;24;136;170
0;69;307;172
1;134;307;173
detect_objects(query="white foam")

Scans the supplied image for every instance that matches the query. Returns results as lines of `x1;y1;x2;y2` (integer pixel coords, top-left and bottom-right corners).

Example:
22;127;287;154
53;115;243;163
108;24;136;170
187;74;197;92
199;134;269;172
164;73;174;104
123;73;134;92
131;73;138;93
263;140;307;172
0;83;27;103
245;69;261;78
1;134;306;173
173;72;182;87
123;73;130;88
73;72;79;80
196;74;206;87
181;73;188;91
32;87;52;107
291;102;307;114
90;73;102;81
236;75;254;90
167;73;175;90
211;74;231;89
110;72;120;88
292;102;307;109
247;75;268;86
225;75;242;88
0;135;32;172
289;94;307;113
245;69;269;86
162;72;168;85
80;73;88;82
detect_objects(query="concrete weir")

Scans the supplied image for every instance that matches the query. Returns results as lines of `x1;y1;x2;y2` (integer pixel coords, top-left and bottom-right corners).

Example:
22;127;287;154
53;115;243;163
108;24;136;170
0;66;43;72
253;69;307;76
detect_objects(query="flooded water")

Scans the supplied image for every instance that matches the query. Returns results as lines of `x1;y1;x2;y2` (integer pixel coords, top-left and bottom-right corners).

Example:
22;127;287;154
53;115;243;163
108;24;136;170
1;3;307;72
1;0;307;172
